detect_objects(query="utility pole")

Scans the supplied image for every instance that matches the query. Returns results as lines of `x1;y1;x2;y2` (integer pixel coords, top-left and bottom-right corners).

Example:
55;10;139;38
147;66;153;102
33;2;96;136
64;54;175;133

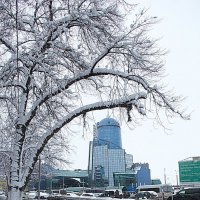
63;176;65;189
164;168;167;184
82;179;85;192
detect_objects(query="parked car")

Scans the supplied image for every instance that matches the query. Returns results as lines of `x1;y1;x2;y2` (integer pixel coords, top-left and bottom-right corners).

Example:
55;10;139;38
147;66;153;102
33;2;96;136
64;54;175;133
27;191;38;199
137;184;173;200
49;190;62;197
80;193;96;198
167;187;200;200
135;191;158;199
36;191;50;199
65;192;80;197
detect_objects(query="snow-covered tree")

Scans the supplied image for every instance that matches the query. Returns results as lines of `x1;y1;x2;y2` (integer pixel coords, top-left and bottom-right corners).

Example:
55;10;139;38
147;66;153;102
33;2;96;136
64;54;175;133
0;0;188;199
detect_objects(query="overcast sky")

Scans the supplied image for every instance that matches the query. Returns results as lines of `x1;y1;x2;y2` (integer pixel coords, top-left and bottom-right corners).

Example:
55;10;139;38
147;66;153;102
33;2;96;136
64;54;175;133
66;0;200;185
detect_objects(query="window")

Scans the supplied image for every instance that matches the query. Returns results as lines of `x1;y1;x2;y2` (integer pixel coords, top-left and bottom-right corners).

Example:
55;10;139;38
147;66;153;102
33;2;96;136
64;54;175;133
179;190;186;195
140;188;160;193
185;188;200;194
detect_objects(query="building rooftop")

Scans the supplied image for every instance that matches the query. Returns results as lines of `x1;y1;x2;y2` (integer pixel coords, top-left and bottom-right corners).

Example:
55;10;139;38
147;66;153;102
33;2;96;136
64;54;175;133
49;169;88;178
179;156;200;162
97;117;120;128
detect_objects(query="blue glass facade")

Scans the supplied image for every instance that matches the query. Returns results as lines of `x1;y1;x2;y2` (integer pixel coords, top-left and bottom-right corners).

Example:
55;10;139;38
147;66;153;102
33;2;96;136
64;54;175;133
89;118;126;186
92;145;126;186
95;118;122;149
134;163;151;186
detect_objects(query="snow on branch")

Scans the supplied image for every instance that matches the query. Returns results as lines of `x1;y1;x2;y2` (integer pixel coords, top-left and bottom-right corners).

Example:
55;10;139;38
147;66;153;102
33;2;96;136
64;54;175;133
24;68;149;125
24;66;185;130
41;92;147;144
0;37;16;53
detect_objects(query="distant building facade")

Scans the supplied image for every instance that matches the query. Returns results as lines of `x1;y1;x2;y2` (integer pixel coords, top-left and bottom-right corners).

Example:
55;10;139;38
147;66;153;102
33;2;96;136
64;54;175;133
113;163;151;192
91;145;126;186
125;153;133;169
133;163;151;186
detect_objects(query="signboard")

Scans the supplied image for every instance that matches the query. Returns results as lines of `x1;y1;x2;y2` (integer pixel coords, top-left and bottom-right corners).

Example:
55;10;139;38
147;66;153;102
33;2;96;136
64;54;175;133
179;160;200;183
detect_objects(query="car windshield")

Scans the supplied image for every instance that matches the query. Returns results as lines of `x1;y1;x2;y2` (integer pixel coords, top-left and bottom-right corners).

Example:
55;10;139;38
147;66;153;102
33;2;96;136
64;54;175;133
52;191;59;194
185;188;200;194
140;188;160;193
178;190;185;195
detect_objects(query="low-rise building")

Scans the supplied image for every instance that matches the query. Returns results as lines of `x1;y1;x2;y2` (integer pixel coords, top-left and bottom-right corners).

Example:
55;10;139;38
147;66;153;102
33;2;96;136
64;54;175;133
113;163;151;192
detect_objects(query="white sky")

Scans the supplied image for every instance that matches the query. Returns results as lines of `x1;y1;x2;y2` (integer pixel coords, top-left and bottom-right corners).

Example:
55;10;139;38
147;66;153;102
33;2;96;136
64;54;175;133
66;0;200;185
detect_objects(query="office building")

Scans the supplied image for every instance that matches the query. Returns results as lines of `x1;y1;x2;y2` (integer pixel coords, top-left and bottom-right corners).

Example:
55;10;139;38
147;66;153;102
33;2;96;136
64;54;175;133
113;163;151;192
125;153;134;169
88;117;151;187
92;145;126;186
89;118;127;186
132;163;151;186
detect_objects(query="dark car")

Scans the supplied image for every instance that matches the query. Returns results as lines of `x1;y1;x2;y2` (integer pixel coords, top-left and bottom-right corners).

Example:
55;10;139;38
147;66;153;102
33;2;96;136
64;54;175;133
167;188;200;200
135;191;158;199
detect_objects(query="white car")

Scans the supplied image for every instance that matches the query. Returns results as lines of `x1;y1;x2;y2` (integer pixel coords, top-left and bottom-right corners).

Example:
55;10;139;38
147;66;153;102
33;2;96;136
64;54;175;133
50;190;62;197
27;191;37;199
65;192;80;197
38;191;50;199
27;191;50;199
80;193;96;198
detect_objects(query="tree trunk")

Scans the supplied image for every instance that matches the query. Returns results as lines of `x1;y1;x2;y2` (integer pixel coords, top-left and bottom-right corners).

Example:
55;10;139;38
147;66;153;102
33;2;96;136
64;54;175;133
7;187;23;200
7;127;26;200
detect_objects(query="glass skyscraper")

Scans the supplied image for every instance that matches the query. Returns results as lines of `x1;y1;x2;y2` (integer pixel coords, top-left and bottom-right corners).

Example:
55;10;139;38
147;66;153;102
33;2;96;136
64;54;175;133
89;118;128;186
88;118;151;189
94;118;122;149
